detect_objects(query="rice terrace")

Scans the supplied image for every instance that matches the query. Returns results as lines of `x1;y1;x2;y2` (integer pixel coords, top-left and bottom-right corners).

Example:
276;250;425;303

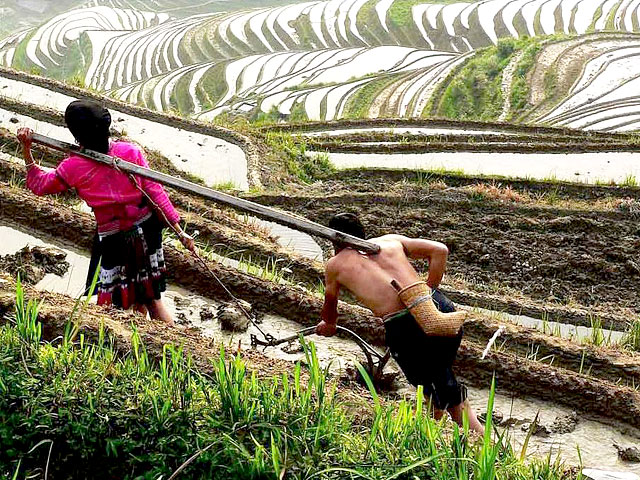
1;0;640;478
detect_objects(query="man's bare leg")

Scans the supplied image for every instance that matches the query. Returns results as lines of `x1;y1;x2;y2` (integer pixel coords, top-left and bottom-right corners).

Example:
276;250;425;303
148;299;174;326
448;400;485;435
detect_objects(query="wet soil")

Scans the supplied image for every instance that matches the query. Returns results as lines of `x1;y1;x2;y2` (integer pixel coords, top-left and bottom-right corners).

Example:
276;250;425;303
0;245;69;284
4;184;640;431
320;168;640;202
248;182;640;317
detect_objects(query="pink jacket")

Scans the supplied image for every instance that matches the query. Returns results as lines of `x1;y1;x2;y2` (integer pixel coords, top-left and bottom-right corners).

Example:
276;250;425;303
26;141;180;234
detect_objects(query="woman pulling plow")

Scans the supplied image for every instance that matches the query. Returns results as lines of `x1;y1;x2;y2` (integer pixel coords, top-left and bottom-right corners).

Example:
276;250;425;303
17;99;195;325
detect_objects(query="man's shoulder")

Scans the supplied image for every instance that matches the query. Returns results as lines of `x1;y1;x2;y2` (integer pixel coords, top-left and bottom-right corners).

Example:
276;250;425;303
371;234;408;248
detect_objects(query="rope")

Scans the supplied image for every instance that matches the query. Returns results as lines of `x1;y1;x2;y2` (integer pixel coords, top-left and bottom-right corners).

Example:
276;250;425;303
111;157;272;341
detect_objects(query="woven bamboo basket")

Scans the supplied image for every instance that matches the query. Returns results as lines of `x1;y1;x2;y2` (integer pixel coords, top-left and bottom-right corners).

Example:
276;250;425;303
395;281;467;337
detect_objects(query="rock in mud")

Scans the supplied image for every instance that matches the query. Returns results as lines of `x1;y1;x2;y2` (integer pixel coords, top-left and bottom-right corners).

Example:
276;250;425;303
9;117;18;124
550;411;578;434
521;421;551;437
173;295;193;309
217;302;252;332
615;445;640;463
200;306;215;321
0;246;69;284
479;410;504;425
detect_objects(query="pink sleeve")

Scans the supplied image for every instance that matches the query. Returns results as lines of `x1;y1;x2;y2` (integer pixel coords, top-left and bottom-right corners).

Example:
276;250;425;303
26;163;70;196
132;147;181;225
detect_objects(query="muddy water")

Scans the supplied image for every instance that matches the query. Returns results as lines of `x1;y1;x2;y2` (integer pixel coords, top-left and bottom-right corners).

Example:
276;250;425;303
466;387;640;474
248;217;323;261
469;306;626;345
1;222;639;474
315;151;640;185
0;75;249;189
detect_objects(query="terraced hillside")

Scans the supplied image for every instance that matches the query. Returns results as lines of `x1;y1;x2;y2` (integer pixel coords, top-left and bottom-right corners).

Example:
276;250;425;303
3;0;640;129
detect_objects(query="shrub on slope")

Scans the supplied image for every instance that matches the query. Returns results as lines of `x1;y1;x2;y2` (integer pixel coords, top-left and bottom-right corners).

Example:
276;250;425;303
432;37;539;121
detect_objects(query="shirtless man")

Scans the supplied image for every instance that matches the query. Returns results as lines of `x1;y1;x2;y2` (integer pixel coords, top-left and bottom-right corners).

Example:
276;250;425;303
315;213;483;434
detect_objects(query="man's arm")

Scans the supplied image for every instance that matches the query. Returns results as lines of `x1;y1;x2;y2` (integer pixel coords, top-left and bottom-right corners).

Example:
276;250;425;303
393;235;449;288
316;263;340;336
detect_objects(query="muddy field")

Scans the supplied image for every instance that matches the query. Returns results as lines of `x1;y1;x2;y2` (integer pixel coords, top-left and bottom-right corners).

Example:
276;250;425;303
249;176;640;319
4;173;640;437
2;94;640;473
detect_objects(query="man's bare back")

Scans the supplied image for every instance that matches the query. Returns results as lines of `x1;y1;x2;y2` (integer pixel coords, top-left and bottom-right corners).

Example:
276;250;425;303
324;234;449;318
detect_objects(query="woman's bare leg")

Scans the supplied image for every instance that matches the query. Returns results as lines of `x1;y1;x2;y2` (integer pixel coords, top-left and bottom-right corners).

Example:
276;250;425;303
148;298;174;326
448;400;485;435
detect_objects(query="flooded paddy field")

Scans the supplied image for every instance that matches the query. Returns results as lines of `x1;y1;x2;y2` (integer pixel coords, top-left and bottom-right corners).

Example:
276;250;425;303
0;72;251;189
312;150;640;185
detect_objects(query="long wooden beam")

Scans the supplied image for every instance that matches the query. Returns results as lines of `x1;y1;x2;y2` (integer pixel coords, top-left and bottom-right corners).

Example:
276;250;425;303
30;133;381;254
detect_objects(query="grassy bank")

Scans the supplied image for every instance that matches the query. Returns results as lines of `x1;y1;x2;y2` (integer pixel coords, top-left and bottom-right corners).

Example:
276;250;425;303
1;282;576;479
432;38;541;121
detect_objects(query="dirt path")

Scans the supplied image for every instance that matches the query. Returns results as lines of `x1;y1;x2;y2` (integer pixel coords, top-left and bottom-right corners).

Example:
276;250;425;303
498;50;525;122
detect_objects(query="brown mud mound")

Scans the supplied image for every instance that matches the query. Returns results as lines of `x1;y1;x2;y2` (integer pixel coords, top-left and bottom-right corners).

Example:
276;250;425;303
0;245;69;284
249;185;640;317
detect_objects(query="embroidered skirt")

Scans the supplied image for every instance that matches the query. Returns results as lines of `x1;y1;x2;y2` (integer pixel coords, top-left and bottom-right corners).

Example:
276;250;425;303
86;215;167;309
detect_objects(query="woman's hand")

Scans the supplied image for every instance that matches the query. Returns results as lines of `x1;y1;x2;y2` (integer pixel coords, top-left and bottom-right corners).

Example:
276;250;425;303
17;127;33;148
179;231;196;252
17;127;35;167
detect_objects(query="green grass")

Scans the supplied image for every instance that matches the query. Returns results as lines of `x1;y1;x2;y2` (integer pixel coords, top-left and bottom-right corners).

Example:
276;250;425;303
435;38;539;121
260;131;335;182
509;43;542;119
621;318;640;351
1;282;577;479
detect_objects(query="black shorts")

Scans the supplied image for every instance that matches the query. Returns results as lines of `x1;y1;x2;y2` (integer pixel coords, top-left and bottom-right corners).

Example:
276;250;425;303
384;289;466;410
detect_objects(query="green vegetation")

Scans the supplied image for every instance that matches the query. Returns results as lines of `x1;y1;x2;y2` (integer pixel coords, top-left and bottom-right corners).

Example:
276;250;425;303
387;0;470;29
622;319;640;351
435;38;539;121
197;62;229;111
1;282;576;479
509;43;542;119
343;74;399;118
262;131;335;183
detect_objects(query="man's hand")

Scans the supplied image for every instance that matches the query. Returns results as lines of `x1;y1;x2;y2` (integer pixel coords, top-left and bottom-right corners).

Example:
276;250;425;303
315;320;337;337
17;127;33;148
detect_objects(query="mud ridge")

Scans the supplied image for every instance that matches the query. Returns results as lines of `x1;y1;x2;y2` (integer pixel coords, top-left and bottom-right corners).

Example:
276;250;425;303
305;140;640;154
299;131;635;146
259;118;637;141
248;191;640;316
319;168;640;199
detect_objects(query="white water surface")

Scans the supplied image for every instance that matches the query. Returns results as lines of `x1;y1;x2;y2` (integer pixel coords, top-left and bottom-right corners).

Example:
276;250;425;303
316;150;640;184
0;74;249;190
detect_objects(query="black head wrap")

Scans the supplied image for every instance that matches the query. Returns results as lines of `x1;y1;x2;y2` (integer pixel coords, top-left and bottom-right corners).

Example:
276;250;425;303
64;100;111;153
